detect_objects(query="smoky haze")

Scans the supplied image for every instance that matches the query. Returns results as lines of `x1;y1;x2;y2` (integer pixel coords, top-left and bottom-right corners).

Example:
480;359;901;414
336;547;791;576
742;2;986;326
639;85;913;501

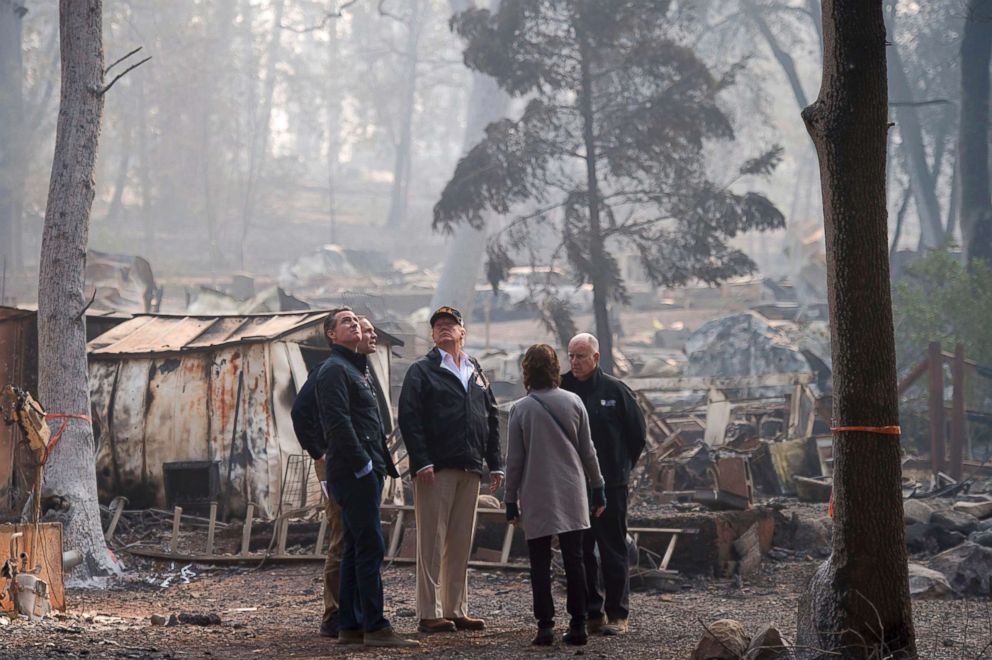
0;1;969;329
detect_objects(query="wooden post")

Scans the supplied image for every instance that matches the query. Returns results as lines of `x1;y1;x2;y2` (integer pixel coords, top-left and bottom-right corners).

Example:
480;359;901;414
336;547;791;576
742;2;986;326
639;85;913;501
169;506;182;554
950;343;966;480
240;503;255;557
387;509;405;559
314;510;327;558
205;502;218;556
104;496;128;541
928;341;946;474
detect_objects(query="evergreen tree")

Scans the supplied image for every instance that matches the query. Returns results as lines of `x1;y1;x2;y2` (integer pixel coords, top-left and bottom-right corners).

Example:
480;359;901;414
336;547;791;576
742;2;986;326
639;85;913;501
434;0;784;371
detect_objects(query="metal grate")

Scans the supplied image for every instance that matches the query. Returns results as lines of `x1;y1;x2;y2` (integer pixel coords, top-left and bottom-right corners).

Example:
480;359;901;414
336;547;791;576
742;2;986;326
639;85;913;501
278;454;313;514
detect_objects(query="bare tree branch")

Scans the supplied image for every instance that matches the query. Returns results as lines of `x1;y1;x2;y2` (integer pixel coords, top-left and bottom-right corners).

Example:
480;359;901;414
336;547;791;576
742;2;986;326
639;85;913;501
104;46;143;75
97;56;152;97
281;0;358;33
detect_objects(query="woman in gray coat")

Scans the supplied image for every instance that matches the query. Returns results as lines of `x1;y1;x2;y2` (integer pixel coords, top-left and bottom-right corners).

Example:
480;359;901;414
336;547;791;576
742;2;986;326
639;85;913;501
504;344;606;646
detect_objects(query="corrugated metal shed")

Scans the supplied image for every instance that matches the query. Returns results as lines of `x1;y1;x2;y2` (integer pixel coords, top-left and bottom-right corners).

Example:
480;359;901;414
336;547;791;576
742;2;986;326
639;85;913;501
86;311;399;520
88;311;329;356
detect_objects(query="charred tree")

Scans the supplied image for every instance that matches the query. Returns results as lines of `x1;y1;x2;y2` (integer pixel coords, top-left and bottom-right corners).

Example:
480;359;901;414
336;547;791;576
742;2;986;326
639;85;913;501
960;0;992;267
796;1;915;657
38;0;119;579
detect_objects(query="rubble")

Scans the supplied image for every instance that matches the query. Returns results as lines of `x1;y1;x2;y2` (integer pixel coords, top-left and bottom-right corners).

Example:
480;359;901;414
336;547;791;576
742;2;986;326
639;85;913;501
908;563;952;600
928;542;992;595
691;619;750;659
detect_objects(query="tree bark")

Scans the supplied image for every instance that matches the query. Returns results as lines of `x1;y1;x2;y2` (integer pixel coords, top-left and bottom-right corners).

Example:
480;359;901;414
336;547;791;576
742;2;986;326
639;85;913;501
576;14;614;374
38;0;119;579
386;0;421;229
0;0;26;279
796;0;915;657
431;0;510;319
959;0;992;267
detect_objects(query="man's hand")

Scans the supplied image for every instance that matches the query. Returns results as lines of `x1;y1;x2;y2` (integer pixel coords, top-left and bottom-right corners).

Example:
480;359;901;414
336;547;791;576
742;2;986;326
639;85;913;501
416;466;435;485
489;472;504;493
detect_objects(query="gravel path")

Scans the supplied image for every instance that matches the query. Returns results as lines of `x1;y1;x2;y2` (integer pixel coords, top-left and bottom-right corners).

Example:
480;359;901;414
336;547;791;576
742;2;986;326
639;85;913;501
1;554;989;659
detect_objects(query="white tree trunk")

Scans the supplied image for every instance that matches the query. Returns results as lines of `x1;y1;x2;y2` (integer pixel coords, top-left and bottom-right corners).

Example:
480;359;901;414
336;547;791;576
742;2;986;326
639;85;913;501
431;0;510;318
0;0;26;278
38;0;119;579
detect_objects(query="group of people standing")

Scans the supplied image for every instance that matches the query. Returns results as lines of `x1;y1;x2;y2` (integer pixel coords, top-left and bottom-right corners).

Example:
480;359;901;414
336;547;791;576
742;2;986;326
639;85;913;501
291;305;646;648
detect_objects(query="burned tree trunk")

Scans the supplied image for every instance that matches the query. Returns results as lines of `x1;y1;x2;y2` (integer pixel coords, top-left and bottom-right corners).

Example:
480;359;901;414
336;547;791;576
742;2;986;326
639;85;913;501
796;1;914;657
960;0;992;267
576;17;614;375
38;0;119;578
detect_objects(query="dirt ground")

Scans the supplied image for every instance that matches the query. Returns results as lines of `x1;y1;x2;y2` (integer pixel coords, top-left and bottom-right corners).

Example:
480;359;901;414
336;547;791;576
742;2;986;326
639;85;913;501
2;551;990;660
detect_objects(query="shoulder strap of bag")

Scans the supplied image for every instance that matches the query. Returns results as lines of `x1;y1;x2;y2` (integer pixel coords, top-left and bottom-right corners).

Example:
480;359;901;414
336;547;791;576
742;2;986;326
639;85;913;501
528;393;578;452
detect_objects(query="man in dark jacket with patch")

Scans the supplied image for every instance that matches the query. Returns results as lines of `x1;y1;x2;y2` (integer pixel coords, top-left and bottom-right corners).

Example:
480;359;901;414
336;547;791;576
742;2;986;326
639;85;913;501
561;332;646;636
316;307;416;648
398;306;502;633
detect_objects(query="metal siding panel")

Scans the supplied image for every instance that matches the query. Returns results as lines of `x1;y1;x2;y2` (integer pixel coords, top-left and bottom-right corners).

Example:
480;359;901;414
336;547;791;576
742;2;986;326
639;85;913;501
209;347;247;517
104;360;153;505
242;345;277;518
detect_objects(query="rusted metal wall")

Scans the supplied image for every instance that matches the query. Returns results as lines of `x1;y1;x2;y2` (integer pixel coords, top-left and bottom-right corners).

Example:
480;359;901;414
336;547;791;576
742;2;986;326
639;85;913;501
0;309;37;515
89;341;310;519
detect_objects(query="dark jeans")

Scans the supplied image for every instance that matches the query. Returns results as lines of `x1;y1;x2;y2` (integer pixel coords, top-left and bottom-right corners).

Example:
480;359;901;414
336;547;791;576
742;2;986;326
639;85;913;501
583;485;630;621
527;529;586;629
330;471;389;633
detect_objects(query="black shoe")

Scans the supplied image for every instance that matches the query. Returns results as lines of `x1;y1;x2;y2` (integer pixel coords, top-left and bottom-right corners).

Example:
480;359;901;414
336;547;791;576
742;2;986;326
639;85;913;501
564;623;587;646
532;627;555;646
319;621;338;638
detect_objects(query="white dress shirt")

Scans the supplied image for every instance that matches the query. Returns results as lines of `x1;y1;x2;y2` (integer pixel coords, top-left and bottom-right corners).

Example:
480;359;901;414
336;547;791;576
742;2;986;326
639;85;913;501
438;347;474;391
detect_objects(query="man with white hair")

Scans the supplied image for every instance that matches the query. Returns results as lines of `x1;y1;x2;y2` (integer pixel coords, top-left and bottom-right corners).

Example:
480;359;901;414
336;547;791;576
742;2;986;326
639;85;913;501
561;332;646;636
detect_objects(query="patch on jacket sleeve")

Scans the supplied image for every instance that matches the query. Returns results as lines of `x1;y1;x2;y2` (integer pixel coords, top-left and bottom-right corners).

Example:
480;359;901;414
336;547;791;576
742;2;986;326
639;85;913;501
600;399;616;407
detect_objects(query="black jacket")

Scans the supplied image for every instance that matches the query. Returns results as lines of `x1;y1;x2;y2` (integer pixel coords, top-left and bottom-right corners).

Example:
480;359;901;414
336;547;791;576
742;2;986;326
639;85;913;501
293;357;392;461
316;344;399;482
561;368;646;488
292;361;326;461
398;347;502;475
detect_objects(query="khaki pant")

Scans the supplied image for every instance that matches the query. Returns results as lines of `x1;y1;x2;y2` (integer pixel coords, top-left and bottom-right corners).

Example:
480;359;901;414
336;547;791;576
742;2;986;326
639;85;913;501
413;470;480;620
316;465;345;626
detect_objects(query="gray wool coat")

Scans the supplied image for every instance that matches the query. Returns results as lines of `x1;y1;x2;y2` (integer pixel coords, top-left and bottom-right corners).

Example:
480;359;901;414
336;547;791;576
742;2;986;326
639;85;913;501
504;387;606;540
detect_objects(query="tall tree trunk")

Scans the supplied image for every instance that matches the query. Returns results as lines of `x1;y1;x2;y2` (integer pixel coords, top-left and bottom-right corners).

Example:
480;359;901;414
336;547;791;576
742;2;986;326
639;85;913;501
39;0;119;579
960;0;992;267
742;0;809;109
239;0;285;268
432;0;510;318
386;0;421;229
0;0;26;281
796;1;915;657
136;74;154;259
576;15;613;374
104;126;131;223
326;10;340;244
885;23;943;249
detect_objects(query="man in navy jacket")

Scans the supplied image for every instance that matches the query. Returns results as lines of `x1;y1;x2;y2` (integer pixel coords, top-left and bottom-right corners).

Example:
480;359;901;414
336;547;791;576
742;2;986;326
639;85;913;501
316;308;415;648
